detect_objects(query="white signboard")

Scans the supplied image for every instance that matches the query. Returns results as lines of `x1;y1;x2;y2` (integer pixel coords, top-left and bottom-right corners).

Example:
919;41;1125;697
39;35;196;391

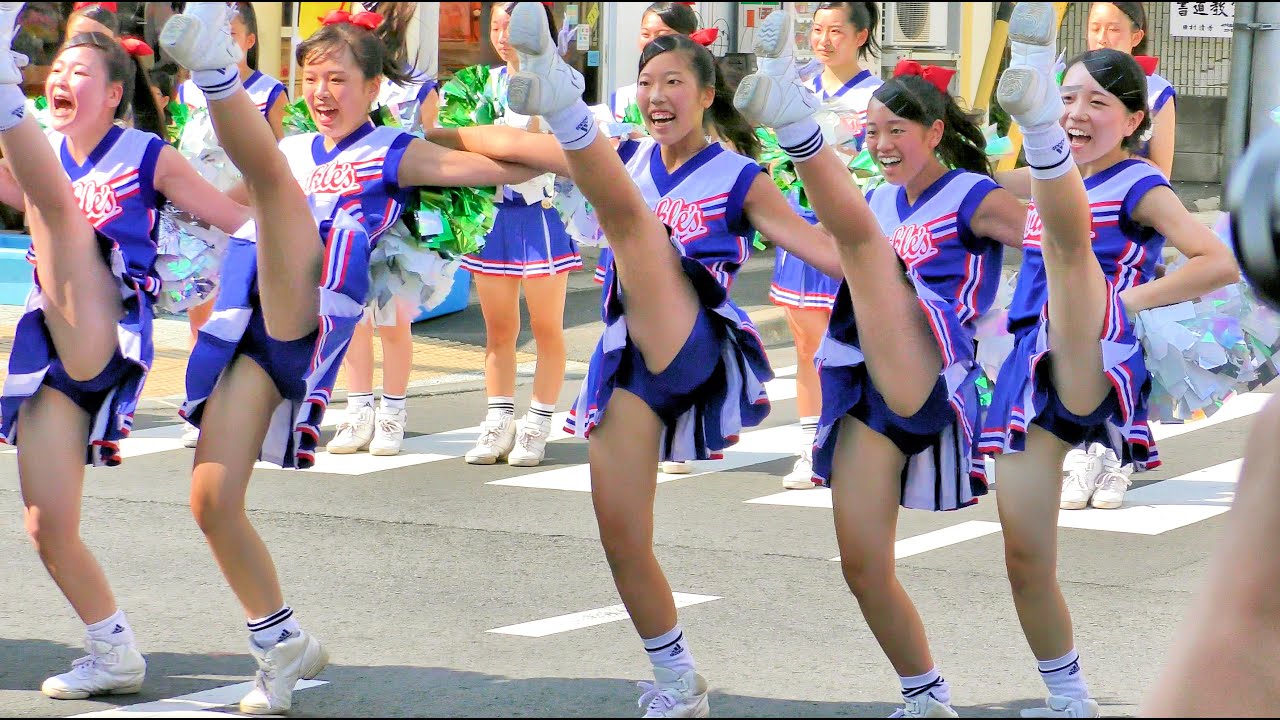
1169;2;1235;38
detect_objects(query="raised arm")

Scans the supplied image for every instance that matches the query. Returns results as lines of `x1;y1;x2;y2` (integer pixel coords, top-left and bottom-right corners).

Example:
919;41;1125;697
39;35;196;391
153;144;251;234
398;137;544;189
1120;185;1239;313
968;186;1028;249
423;125;569;177
743;173;843;278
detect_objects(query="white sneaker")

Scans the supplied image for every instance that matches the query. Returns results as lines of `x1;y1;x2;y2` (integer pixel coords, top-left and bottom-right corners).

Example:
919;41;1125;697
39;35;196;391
41;638;146;700
159;2;242;72
1020;695;1101;718
0;3;28;86
1090;467;1131;509
998;3;1064;130
182;422;200;448
638;667;710;718
661;461;694;475
505;2;585;117
326;404;375;454
782;448;815;489
890;694;960;718
1059;450;1102;510
733;9;820;129
369;407;407;456
465;416;517;464
238;630;329;715
508;418;550;467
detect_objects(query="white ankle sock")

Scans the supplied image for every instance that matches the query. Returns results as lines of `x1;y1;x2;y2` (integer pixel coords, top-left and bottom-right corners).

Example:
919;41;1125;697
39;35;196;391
799;416;820;447
545;100;597;150
486;396;516;423
380;394;406;413
248;605;302;650
86;609;136;647
901;667;951;705
348;392;375;412
776;118;824;162
1022;123;1073;180
525;400;555;426
0;84;26;131
1038;649;1090;701
192;67;241;101
643;624;695;677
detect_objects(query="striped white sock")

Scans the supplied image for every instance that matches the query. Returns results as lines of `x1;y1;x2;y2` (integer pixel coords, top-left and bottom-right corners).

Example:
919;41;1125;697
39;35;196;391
248;605;301;650
1038;649;1090;701
643;624;695;676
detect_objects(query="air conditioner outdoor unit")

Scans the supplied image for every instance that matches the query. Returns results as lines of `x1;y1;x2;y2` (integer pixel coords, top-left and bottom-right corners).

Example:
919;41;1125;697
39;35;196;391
881;2;949;48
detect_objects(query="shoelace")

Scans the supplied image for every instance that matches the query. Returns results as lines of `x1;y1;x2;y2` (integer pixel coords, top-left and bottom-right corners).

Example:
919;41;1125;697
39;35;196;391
517;426;545;450
377;416;403;435
477;422;504;448
69;653;101;676
1095;471;1131;494
636;680;681;713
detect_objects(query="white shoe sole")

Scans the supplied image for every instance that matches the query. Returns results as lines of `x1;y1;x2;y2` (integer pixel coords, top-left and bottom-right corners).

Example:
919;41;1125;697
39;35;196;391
326;441;370;455
42;681;144;700
1008;2;1057;47
1090;498;1123;509
158;15;201;60
996;67;1048;118
1060;499;1090;510
369;445;402;457
783;477;815;490
733;74;774;124
506;74;538;117
507;3;552;58
507;455;543;468
466;454;503;465
752;10;791;58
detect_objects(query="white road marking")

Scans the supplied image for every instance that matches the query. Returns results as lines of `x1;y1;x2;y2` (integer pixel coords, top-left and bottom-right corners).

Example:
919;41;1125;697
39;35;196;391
486;593;721;637
69;679;327;717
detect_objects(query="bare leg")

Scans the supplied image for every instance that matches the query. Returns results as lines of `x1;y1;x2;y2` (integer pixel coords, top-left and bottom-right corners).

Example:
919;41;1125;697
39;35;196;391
522;272;569;406
792;149;942;417
830;418;939;676
783;307;828;419
190;356;286;619
589;389;675;637
995;427;1077;661
188;298;215;348
475;275;522;399
343;317;376;395
1142;394;1280;716
19;387;119;624
377;303;415;398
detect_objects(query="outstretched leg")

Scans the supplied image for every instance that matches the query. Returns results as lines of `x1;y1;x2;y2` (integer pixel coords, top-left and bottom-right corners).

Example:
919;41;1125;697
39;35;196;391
734;10;942;418
0;3;121;380
161;2;320;341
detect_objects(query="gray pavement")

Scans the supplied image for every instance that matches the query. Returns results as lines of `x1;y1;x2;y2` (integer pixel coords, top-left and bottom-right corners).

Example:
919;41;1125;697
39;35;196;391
0;339;1267;717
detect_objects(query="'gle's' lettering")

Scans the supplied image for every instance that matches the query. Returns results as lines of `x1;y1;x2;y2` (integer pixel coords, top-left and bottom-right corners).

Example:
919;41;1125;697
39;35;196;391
654;197;709;244
305;162;362;196
73;180;122;226
890;223;938;267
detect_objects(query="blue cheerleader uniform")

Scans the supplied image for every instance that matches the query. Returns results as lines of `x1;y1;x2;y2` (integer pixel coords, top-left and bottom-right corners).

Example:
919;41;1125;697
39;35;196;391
770;69;882;311
182;122;414;468
977;159;1170;483
566;138;772;461
1137;72;1175;162
461;66;581;278
0;126;166;466
811;170;1003;510
180;70;287;118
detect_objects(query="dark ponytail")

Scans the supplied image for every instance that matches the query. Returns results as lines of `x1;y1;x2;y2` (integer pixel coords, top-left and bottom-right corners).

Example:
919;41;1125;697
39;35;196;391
231;2;259;70
297;19;413;86
1093;1;1149;55
644;2;699;36
65;4;120;39
61;32;165;139
816;1;881;60
872;75;990;177
639;34;760;159
1065;48;1151;154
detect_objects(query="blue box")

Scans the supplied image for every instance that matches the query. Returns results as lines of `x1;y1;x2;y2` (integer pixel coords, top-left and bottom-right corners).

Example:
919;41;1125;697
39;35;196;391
0;233;32;306
413;269;472;323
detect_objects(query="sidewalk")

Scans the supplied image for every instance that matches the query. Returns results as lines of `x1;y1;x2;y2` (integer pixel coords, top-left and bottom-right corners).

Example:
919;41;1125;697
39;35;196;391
0;201;1225;413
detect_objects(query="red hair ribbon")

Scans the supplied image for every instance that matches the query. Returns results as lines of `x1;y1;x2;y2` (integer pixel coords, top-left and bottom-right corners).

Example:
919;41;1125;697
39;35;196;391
689;27;719;48
1133;55;1159;76
74;2;117;11
893;58;956;94
319;9;383;31
120;36;153;58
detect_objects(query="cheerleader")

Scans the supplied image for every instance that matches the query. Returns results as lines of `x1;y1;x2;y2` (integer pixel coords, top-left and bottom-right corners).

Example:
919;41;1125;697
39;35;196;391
980;5;1236;715
159;3;538;713
609;2;698;124
430;4;841;713
328;2;440;458
770;1;882;489
735;9;1025;716
459;2;582;469
176;1;286;448
0;15;249;699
